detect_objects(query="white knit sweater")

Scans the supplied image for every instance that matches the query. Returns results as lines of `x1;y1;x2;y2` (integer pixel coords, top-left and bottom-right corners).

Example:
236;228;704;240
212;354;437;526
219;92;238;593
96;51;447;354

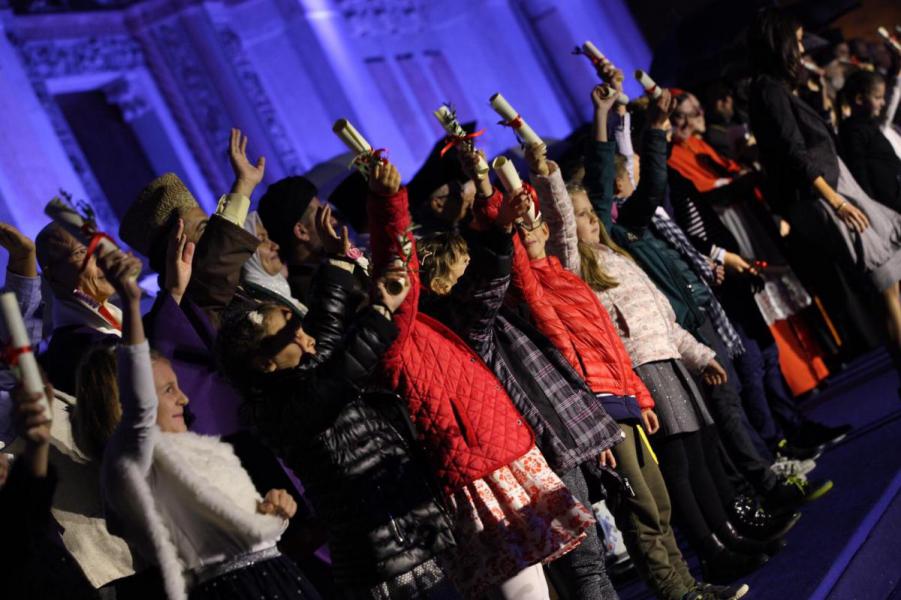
101;342;286;600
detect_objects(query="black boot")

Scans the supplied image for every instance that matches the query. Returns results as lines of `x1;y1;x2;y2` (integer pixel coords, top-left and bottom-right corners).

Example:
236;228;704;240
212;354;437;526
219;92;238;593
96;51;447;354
699;533;769;584
730;494;801;542
717;521;785;556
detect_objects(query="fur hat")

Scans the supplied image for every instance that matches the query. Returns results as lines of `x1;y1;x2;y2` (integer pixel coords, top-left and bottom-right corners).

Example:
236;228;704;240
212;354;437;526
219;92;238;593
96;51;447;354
120;173;200;257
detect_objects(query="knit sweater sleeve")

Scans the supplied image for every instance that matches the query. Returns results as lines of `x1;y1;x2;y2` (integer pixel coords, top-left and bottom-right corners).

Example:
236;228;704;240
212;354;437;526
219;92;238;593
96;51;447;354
671;320;716;373
106;341;158;475
531;163;580;274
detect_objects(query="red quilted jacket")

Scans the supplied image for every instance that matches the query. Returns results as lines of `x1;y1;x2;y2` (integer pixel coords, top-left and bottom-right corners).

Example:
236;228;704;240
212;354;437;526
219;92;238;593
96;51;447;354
367;187;534;493
511;235;655;410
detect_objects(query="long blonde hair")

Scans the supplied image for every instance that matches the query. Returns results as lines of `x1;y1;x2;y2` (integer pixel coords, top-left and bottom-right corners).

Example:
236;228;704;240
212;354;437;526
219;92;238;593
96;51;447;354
567;182;633;291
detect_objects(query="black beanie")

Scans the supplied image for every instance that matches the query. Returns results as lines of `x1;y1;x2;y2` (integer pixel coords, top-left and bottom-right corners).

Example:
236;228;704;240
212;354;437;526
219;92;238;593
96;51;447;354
328;170;370;234
257;176;318;256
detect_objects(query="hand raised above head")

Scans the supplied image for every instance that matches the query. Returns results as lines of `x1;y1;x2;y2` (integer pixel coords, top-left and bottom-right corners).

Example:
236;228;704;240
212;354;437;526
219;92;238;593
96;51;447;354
0;222;35;258
374;261;411;314
648;88;678;129
458;148;487;182
0;222;37;277
497;187;532;229
369;160;401;196
591;84;618;113
228;128;266;197
98;249;143;303
525;142;549;177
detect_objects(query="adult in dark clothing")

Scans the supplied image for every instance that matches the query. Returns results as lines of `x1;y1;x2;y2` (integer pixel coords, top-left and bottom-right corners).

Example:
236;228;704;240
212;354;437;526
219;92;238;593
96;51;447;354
748;8;901;381
1;383;99;600
119;128;263;435
216;235;459;598
666;94;848;457
839;70;901;214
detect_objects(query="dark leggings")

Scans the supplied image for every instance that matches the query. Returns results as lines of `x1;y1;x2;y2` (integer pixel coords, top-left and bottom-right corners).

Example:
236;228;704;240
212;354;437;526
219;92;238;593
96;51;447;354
653;427;734;545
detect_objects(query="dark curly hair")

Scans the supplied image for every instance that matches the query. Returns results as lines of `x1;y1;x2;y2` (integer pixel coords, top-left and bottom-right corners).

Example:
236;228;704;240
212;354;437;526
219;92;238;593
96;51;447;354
215;300;276;391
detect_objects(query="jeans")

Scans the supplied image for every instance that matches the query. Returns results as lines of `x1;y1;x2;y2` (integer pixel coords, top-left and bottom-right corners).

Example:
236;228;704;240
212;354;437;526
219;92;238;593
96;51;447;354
730;321;803;449
547;468;620;600
696;318;779;494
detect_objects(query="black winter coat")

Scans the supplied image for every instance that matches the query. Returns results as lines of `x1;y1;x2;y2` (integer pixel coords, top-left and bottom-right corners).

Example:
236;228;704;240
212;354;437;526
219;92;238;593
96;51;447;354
749;75;840;213
247;262;455;587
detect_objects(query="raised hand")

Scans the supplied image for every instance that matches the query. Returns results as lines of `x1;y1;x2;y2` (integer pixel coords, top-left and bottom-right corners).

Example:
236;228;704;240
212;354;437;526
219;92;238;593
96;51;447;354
525;142;550;177
374;261;411;313
370;160;401;197
496;187;532;229
0;222;37;277
97;249;143;304
648;88;678;129
164;218;195;305
228;128;266;198
258;488;297;519
591;84;618;114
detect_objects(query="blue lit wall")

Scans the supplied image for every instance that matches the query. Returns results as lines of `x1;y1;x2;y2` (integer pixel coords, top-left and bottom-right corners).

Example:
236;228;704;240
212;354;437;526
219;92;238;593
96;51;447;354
0;0;649;247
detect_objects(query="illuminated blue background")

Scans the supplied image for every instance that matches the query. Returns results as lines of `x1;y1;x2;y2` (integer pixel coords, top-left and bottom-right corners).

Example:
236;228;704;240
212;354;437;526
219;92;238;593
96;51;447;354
0;0;649;274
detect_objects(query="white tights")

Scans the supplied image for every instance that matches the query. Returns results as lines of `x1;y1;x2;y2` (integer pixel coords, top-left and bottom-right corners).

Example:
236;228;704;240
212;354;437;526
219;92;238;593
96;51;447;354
494;563;550;600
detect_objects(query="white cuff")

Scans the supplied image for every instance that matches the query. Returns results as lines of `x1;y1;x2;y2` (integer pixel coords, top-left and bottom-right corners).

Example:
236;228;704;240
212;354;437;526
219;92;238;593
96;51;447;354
215;193;251;227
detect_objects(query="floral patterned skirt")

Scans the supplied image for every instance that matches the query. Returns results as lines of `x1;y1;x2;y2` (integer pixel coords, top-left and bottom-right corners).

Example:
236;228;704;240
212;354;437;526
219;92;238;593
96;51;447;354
446;445;594;597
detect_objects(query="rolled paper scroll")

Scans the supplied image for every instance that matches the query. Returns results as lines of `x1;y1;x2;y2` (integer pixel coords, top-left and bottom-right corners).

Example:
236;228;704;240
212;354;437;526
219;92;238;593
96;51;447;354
433;104;490;177
491;156;540;227
878;27;901;53
45;197;118;260
0;292;51;420
582;41;607;65
489;93;543;146
635;69;662;99
596;85;617;100
491;156;522;194
577;41;629;105
332;118;372;155
333;118;382;178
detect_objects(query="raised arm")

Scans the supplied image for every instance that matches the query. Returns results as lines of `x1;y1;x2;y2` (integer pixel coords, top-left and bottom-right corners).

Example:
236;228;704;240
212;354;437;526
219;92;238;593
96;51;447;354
99;251;157;473
184;129;266;321
616;89;677;228
527;143;580;273
367;160;417;370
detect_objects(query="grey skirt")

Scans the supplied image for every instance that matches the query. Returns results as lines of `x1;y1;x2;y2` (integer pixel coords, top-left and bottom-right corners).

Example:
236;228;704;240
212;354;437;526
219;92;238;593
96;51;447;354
800;158;901;292
634;359;713;437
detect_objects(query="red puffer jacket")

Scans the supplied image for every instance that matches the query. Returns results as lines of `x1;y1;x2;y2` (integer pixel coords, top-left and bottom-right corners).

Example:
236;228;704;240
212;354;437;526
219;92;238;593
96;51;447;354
511;234;655;410
367;187;534;494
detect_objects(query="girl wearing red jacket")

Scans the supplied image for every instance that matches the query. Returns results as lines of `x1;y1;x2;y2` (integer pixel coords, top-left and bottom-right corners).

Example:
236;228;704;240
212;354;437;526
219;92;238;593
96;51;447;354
366;159;593;600
507;157;761;593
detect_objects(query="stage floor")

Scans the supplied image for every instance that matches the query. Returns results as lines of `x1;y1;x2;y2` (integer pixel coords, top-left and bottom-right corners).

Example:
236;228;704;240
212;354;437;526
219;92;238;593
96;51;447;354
615;350;901;600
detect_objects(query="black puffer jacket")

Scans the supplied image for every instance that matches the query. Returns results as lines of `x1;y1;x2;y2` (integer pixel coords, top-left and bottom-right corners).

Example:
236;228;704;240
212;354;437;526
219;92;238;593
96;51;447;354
246;262;455;587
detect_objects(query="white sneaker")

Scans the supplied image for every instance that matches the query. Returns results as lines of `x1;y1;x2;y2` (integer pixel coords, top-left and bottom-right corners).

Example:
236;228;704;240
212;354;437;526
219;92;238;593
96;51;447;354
770;455;816;479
